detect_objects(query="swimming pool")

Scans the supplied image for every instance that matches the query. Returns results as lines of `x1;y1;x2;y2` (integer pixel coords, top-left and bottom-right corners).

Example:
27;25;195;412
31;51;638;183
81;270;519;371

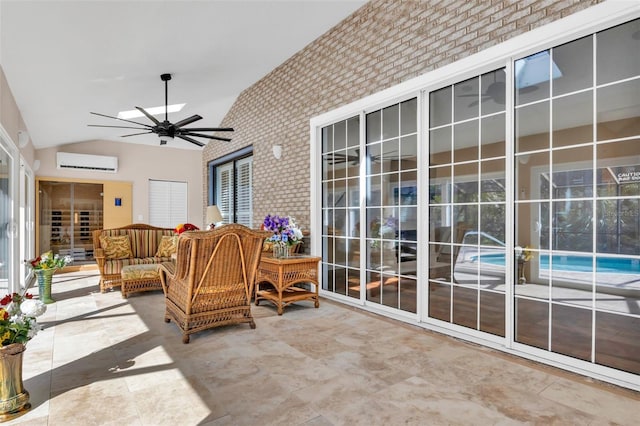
472;252;640;274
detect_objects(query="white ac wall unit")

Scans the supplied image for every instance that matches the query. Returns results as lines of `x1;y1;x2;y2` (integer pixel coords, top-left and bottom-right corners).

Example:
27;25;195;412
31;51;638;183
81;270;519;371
56;152;118;173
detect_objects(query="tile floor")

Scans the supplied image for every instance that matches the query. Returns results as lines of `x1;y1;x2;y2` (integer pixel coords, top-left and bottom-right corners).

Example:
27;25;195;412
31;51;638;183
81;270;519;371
6;271;640;425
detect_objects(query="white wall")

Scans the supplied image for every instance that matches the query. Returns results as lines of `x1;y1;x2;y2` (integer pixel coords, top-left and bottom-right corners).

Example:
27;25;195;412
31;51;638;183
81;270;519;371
36;140;204;227
1;66;34;164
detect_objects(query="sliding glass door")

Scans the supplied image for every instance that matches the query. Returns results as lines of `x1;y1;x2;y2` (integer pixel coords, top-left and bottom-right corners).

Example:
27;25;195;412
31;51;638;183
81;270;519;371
513;18;640;374
315;13;639;387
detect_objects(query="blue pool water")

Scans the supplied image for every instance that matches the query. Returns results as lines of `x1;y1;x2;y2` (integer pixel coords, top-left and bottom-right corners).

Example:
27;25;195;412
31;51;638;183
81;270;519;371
473;253;640;274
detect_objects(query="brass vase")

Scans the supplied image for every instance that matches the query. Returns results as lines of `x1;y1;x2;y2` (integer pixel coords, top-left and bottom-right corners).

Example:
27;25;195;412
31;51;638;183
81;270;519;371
0;343;30;422
35;268;56;304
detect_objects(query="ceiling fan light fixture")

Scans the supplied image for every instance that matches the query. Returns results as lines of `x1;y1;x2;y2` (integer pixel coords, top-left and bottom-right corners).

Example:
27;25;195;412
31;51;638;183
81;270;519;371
159;134;174;145
118;103;185;120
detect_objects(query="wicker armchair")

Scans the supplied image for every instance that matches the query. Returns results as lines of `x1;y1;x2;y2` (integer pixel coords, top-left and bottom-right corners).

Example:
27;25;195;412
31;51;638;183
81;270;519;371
159;224;271;343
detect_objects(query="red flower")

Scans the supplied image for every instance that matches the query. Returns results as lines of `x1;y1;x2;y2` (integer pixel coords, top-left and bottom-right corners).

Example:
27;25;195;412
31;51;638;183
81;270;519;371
25;293;33;299
0;294;12;306
175;223;199;234
30;256;42;267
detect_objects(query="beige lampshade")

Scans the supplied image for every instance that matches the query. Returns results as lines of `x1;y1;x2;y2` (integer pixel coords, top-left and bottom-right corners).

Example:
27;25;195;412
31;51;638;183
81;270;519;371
206;205;223;225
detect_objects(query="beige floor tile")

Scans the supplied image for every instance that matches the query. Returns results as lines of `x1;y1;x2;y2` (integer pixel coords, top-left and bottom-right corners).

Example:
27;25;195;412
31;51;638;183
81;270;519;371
6;271;639;426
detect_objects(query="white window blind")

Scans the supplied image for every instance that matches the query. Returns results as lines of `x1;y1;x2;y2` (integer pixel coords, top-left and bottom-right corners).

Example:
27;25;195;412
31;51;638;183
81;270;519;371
216;163;233;223
149;180;187;228
235;156;253;227
213;155;253;226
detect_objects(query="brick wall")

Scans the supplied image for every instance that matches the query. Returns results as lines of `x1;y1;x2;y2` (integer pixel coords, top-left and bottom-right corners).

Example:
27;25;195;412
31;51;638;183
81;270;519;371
202;0;601;234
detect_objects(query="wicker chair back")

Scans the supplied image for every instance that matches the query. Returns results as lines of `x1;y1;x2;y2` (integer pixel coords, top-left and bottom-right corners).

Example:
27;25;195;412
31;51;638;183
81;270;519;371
160;224;270;343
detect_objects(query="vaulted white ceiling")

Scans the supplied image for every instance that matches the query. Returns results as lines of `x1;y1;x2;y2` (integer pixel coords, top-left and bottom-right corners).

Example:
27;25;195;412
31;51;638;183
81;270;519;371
0;0;366;150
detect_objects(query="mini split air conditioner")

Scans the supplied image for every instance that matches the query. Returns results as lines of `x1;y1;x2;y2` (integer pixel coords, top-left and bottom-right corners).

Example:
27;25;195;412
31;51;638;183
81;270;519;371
56;152;118;173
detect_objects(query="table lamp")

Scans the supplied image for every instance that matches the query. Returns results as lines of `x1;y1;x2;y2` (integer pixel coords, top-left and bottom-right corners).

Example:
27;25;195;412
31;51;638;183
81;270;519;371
206;205;223;230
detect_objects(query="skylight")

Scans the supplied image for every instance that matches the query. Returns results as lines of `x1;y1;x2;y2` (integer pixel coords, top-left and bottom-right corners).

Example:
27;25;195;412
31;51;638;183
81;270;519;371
515;51;562;89
117;103;185;120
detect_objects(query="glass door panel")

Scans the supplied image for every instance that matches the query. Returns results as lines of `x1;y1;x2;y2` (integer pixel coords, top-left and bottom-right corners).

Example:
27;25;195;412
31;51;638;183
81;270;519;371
321;116;361;300
39;181;103;264
514;18;640;374
364;98;417;313
428;68;507;335
0;145;12;293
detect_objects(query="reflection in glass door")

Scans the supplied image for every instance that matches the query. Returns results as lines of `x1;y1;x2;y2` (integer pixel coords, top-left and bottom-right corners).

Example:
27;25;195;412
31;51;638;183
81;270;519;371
365;98;418;312
321;116;362;300
514;19;640;374
321;98;418;314
428;68;507;336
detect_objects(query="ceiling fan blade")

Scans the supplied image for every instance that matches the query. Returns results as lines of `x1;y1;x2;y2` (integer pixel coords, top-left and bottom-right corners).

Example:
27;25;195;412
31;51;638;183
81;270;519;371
135;106;161;125
183;127;234;132
90;112;153;128
177;135;205;147
88;124;150;130
121;131;154;137
173;115;202;128
181;131;231;142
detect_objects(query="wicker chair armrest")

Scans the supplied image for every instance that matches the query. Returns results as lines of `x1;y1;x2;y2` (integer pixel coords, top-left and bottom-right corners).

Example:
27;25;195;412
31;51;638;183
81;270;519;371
94;248;105;266
159;261;176;279
158;261;176;296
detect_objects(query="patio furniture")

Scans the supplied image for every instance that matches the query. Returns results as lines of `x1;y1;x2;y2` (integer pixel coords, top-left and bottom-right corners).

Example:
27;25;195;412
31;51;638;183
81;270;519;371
158;224;270;343
121;264;163;298
255;254;321;315
429;223;468;282
93;223;175;292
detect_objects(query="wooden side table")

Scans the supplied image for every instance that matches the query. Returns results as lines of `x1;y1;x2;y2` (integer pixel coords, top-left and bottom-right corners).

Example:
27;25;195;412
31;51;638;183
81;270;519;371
255;254;321;315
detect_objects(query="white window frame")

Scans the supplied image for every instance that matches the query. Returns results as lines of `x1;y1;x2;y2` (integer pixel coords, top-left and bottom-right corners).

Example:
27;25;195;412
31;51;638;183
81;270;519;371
0;126;20;294
19;157;35;286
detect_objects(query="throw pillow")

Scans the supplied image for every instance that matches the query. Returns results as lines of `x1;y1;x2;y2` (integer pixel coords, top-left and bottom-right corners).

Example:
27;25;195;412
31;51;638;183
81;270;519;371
156;235;178;257
100;235;133;259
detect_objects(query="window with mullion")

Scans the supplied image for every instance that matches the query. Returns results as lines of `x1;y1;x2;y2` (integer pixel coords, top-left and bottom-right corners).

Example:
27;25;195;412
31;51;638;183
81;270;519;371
210;151;253;227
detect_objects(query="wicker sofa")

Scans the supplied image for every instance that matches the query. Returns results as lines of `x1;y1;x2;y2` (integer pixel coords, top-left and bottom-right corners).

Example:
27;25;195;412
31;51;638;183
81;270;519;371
93;224;175;293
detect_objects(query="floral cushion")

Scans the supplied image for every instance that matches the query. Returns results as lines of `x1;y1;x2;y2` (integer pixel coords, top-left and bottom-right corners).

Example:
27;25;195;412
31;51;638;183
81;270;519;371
155;235;178;257
100;235;133;259
121;264;160;280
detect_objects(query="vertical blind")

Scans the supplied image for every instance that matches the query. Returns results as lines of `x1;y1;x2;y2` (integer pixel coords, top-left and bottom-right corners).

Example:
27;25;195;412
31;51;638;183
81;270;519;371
216;163;233;224
235;157;253;227
149;179;188;228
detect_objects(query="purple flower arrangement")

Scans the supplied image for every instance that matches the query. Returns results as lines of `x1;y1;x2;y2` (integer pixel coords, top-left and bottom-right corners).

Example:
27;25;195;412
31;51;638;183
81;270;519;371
262;214;303;246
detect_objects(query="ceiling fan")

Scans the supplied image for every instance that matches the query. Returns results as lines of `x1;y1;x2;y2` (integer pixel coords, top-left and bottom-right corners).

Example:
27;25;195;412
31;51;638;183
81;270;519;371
325;148;410;165
88;73;233;147
459;80;506;108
